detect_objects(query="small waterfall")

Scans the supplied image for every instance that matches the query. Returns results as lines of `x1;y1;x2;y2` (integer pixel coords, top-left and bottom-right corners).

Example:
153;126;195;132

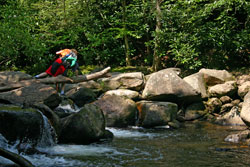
58;103;81;113
37;111;56;148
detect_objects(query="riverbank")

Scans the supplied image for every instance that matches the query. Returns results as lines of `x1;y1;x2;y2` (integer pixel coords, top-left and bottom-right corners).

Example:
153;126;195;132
0;67;250;166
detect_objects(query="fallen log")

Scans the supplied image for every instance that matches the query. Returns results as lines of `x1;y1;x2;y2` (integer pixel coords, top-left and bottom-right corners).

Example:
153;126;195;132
0;67;111;92
71;66;111;83
38;66;111;84
0;148;34;167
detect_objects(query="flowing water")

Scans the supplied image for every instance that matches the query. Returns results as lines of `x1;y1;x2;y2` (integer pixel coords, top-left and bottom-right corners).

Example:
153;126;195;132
1;122;250;167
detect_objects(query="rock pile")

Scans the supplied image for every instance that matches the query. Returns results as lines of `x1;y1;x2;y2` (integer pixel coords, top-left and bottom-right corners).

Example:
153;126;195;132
0;68;249;146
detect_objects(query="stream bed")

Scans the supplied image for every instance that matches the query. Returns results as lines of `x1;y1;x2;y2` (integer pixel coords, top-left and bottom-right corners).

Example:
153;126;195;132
1;122;250;167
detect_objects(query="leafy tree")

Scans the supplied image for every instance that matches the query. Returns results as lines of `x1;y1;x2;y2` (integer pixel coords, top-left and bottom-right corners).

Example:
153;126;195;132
0;0;249;73
0;0;46;72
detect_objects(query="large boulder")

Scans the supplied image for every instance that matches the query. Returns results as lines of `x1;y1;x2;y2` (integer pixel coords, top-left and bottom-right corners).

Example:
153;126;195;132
238;81;250;99
98;72;145;91
215;106;246;126
0;83;61;109
67;87;97;107
136;100;178;128
199;68;233;86
240;91;250;127
142;68;201;105
0;105;44;145
58;103;108;144
208;81;237;98
93;95;137;127
183;72;208;99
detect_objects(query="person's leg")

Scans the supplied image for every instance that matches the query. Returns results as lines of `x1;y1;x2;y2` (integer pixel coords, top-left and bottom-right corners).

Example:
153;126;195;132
56;83;60;92
60;83;65;95
35;72;48;79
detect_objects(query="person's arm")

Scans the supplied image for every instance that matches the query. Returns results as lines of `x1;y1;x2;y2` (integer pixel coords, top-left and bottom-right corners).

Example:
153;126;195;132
65;53;77;67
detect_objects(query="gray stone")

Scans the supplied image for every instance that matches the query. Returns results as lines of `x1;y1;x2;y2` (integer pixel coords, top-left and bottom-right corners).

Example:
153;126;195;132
0;105;44;145
216;106;246;126
225;130;250;143
199;68;233;86
136;100;178;128
184;72;208;98
240;91;250;127
208;81;237;97
238;81;250;99
142;68;201;105
103;89;140;100
0;71;32;83
67;87;97;107
93;95;137;127
0;83;61;109
98;72;145;91
59;103;107;144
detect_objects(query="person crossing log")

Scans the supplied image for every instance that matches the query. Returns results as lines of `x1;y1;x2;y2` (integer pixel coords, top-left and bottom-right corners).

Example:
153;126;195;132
0;67;111;92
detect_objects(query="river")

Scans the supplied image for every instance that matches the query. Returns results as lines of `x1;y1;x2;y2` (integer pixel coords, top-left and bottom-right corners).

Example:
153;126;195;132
1;121;250;167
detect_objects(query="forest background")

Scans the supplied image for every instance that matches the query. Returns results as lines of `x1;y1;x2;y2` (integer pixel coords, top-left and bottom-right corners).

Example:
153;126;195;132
0;0;249;75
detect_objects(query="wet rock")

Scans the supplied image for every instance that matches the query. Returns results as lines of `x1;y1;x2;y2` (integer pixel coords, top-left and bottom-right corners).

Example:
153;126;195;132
54;99;77;118
136;100;178;128
224;130;250;143
67;87;97;107
93;95;137;127
29;103;62;137
98;72;145;91
168;119;181;129
59;103;107;144
0;105;44;145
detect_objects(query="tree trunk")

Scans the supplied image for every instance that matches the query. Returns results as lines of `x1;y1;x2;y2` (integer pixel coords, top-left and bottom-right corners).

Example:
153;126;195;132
142;0;151;59
123;0;131;66
152;0;162;71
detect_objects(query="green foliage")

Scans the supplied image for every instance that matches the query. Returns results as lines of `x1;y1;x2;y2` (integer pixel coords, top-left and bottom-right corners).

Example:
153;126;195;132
0;0;249;73
0;0;47;72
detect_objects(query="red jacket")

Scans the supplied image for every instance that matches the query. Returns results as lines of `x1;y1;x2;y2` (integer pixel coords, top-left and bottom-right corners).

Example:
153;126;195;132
46;58;66;77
